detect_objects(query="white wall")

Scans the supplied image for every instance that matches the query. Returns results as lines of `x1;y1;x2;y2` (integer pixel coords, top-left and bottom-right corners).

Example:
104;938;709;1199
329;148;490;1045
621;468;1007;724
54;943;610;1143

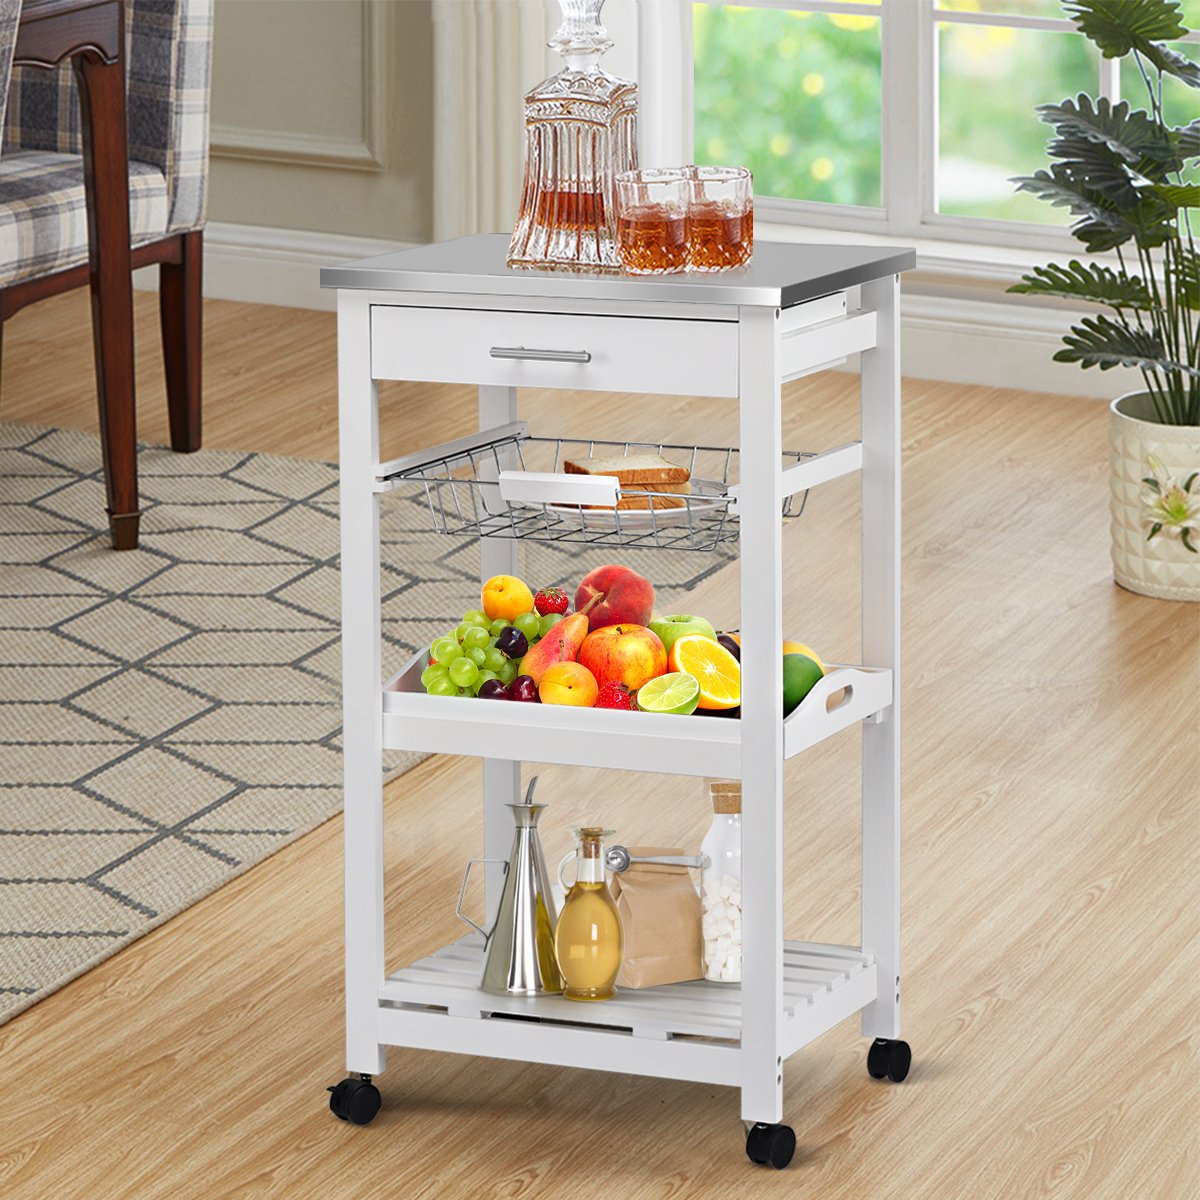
207;0;433;242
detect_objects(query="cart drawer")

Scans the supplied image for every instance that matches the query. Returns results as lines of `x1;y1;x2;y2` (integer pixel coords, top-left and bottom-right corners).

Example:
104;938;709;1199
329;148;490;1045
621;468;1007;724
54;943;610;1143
370;305;739;398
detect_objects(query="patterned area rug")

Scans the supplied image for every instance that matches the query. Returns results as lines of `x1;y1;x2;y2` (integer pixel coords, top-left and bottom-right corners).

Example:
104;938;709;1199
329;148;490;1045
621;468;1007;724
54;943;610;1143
0;424;730;1023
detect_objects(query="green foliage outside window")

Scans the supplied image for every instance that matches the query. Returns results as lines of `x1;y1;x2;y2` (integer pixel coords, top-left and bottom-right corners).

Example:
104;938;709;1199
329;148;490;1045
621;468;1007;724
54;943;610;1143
692;1;1198;227
693;5;883;207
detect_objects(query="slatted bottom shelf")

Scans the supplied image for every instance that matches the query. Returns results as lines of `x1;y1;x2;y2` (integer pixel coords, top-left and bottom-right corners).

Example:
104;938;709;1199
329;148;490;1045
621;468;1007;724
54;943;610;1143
379;937;875;1044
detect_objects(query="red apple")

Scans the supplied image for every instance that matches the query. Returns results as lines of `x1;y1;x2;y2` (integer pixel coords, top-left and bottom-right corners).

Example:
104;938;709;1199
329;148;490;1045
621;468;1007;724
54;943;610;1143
575;564;655;631
577;624;667;692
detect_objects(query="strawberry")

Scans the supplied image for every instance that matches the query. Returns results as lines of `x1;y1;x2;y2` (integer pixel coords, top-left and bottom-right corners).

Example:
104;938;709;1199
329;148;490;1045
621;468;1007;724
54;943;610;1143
534;586;569;616
595;681;635;711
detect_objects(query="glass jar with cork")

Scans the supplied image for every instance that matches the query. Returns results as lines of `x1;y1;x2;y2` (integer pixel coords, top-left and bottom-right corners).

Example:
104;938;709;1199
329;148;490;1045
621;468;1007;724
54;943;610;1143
700;781;742;983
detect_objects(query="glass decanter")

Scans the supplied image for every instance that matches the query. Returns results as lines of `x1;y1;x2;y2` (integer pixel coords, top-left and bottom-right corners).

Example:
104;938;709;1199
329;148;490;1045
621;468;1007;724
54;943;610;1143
555;827;623;1000
507;0;638;275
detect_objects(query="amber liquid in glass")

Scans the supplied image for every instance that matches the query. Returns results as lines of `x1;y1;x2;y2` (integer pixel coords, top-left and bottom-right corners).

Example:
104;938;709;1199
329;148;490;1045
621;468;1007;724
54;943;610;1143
555;881;623;1001
688;202;753;270
534;187;608;231
617;205;689;274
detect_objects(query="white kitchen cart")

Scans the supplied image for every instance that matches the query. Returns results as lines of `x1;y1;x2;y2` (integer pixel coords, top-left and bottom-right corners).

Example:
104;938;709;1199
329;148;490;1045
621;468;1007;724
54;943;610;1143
321;235;915;1169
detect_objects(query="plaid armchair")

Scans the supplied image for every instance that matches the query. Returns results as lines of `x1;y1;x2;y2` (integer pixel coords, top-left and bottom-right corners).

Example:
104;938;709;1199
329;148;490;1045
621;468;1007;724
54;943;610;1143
1;0;211;283
0;0;213;549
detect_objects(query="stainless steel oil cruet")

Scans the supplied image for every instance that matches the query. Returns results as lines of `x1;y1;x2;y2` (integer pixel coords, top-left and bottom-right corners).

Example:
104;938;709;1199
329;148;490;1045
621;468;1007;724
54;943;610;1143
456;777;563;996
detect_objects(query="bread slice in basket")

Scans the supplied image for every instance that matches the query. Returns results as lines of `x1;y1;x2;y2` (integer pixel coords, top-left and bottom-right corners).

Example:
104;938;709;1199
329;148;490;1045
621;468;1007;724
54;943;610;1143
562;453;691;511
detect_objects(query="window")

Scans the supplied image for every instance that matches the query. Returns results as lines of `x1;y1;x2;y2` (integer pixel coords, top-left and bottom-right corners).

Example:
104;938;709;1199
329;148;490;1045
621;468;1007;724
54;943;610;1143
689;0;1200;247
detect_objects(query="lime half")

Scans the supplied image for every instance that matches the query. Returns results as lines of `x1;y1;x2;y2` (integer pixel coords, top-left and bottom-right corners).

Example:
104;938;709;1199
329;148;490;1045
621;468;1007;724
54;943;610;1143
637;672;701;716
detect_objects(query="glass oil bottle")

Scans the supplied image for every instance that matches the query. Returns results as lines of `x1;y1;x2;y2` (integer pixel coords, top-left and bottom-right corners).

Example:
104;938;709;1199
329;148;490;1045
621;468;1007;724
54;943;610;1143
555;826;623;1000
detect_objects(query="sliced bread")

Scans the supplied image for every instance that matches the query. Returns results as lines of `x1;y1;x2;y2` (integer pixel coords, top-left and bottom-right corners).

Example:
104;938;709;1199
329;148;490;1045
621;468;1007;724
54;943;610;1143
563;452;690;485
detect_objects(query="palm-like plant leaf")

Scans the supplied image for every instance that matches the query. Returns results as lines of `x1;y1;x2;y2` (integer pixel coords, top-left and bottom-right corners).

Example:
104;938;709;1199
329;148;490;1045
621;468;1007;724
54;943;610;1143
1045;133;1140;205
1177;249;1200;310
1011;165;1124;224
1055;314;1200;376
1142;41;1200;88
1038;95;1179;170
1010;261;1154;308
1063;0;1186;56
1149;183;1200;209
1062;151;1142;206
1180;120;1200;159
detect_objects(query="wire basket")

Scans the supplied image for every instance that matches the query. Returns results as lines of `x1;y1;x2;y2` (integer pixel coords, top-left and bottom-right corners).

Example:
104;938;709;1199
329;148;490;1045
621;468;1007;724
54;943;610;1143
378;430;814;552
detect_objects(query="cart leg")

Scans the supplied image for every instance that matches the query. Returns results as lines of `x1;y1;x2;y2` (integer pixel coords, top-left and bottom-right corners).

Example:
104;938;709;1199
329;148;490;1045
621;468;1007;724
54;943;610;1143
478;386;521;911
736;306;786;1125
860;275;902;1040
338;291;387;1076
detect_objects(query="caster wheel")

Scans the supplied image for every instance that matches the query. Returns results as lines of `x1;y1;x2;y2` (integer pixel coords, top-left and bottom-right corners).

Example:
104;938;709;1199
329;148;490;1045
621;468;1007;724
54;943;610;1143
327;1075;381;1125
745;1122;796;1170
867;1038;912;1082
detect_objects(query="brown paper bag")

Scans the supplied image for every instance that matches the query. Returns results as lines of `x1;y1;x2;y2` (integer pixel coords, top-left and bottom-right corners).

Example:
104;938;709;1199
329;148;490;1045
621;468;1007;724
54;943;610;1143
611;846;703;988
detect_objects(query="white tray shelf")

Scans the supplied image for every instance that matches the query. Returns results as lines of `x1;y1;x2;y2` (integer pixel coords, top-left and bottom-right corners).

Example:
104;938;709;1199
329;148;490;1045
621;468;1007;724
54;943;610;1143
382;653;892;776
376;938;876;1087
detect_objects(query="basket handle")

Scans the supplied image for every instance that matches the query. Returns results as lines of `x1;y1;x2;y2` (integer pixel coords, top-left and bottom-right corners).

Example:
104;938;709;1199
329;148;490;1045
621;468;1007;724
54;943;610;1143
498;470;619;508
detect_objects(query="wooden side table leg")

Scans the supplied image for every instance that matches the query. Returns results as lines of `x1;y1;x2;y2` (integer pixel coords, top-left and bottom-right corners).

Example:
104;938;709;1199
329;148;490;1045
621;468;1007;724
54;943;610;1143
160;229;203;453
74;46;138;549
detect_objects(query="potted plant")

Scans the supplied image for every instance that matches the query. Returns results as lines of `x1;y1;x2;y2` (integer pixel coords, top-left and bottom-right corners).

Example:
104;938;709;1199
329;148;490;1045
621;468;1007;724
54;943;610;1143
1009;0;1199;601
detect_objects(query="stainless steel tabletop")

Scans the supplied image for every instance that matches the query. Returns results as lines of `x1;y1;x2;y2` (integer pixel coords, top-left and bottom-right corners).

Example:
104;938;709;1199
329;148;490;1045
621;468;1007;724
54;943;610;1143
320;233;915;309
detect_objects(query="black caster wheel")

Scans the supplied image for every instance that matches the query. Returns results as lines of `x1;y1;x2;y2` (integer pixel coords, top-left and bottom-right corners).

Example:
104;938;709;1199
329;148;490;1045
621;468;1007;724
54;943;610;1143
327;1075;382;1125
745;1122;796;1170
867;1038;912;1082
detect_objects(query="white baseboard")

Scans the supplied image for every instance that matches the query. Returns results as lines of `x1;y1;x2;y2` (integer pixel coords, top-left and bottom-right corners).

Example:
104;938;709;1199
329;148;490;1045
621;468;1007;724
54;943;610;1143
134;221;414;312
898;292;1139;400
160;221;1135;400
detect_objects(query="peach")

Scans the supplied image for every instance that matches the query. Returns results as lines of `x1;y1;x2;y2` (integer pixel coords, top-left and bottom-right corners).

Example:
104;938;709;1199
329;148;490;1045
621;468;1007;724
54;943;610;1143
539;661;599;707
574;564;654;631
482;575;535;622
577;624;667;692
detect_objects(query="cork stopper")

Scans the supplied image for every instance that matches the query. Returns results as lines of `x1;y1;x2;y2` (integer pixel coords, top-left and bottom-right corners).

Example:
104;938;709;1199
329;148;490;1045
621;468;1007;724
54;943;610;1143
708;780;741;815
576;826;611;857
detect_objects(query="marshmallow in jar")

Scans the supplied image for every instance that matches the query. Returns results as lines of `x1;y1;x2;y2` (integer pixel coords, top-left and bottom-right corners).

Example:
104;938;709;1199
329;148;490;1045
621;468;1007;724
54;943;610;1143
700;781;742;983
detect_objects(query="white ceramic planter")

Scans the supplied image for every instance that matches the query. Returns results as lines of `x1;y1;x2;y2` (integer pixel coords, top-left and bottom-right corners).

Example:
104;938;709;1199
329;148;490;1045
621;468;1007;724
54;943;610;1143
1109;392;1200;601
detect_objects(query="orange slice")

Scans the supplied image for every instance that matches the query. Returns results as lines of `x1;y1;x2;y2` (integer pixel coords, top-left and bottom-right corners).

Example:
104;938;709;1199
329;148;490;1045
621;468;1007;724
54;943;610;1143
669;634;741;710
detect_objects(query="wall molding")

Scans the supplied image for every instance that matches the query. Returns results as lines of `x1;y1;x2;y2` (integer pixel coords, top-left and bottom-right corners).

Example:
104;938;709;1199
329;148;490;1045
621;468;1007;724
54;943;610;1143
211;0;388;173
170;221;1136;400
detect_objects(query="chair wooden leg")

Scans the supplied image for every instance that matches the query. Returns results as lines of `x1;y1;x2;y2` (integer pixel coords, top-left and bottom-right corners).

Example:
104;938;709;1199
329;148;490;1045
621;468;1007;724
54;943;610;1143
74;45;138;550
160;229;202;453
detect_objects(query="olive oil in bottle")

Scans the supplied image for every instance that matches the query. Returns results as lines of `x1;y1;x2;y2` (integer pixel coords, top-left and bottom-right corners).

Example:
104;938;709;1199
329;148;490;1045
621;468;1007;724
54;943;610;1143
555;827;623;1001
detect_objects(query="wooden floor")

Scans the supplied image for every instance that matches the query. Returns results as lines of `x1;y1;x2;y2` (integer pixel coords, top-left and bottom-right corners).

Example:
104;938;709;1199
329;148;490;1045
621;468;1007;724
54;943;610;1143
1;290;1197;1199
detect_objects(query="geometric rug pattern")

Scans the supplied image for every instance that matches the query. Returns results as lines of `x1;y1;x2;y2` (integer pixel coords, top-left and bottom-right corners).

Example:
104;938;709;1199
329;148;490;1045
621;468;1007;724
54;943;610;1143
0;424;729;1023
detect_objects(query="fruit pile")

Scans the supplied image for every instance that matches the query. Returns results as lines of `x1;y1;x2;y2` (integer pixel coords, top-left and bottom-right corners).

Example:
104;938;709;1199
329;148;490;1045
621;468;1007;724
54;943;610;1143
421;563;828;717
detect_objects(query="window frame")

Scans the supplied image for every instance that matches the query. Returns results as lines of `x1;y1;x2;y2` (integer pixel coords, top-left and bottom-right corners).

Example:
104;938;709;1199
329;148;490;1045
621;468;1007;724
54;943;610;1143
681;0;1200;254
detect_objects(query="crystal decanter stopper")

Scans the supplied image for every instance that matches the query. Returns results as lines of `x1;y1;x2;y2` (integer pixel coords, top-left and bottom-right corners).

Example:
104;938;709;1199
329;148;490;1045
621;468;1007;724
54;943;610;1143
507;0;638;274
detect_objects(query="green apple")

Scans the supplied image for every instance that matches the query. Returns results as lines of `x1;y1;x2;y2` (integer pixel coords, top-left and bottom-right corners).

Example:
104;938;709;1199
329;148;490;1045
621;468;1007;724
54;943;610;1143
648;614;717;654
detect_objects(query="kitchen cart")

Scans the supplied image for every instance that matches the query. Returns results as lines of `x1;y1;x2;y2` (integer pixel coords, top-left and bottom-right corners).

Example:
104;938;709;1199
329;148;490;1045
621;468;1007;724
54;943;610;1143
321;235;915;1169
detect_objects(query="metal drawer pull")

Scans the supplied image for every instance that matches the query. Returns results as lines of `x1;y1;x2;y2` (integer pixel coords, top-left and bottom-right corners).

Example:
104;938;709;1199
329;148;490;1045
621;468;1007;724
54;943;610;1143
489;345;592;364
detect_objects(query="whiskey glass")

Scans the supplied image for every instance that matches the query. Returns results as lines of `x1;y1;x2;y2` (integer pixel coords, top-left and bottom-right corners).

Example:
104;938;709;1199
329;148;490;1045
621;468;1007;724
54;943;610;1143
615;168;690;275
687;166;753;271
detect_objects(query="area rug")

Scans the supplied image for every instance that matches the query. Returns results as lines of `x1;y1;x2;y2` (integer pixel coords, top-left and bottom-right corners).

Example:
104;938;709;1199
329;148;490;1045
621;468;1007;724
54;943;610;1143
0;423;730;1023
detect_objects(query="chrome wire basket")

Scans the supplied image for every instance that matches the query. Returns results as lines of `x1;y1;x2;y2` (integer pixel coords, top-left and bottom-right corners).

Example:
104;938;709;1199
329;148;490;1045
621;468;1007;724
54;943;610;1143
376;426;814;552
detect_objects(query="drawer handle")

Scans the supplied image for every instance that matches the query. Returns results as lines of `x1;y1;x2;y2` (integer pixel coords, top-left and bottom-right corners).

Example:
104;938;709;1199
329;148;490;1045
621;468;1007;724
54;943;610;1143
489;345;592;364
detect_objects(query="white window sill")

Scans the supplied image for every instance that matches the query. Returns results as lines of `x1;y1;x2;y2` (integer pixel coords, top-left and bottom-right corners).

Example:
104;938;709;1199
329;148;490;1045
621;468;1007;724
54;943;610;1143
757;220;1079;292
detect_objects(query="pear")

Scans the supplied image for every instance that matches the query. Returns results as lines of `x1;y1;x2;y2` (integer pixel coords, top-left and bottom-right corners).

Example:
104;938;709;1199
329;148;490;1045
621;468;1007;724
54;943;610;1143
518;595;600;685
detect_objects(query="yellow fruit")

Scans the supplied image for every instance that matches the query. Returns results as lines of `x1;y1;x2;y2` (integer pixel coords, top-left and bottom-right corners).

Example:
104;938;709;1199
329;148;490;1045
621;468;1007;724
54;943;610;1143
539;661;599;707
727;632;825;672
782;641;825;673
668;634;740;710
482;575;535;622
